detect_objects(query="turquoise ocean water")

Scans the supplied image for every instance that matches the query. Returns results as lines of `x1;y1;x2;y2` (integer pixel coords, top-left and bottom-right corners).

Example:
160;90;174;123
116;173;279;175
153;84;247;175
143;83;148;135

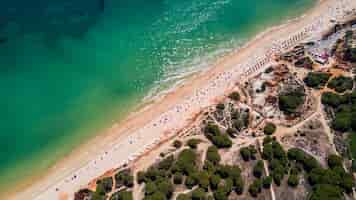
0;0;315;193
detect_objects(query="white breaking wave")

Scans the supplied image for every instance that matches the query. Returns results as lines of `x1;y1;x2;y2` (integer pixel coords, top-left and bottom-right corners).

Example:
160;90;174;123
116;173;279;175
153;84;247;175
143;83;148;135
142;0;236;102
155;0;231;35
143;37;246;102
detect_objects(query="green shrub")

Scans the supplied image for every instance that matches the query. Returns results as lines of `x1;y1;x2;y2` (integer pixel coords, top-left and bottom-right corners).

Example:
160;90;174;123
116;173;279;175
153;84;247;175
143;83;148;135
309;184;343;200
340;172;354;193
262;176;272;189
287;148;305;162
157;155;174;170
321;92;350;108
228;91;241;101
157;179;174;198
240;145;257;161
143;177;174;199
185;175;198;189
216;165;232;179
229;166;242;182
173;173;183;185
93;182;107;200
349;132;356;159
144;191;166;200
267;142;288;186
264;123;276;135
248;179;262;197
206;146;221;164
351;112;356;131
303;156;320;172
278;88;305;114
143;167;163;182
262;143;273;161
290;166;301;175
210;134;232;148
110;190;133;200
197;171;210;191
210;174;221;191
203;160;217;175
271;141;287;161
234;177;244;195
214;165;241;185
145;182;157;196
92;192;106;200
263;140;287;164
213;179;233;199
352;160;356;173
115;169;133;188
213;187;228;200
186;138;201;149
253;160;264;178
321;92;340;107
269;159;282;171
96;177;113;194
332;111;351;132
204;124;221;136
240;147;251;161
287;174;299;187
307;167;344;187
327;154;343;169
271;164;285;186
191;188;206;200
137;171;146;184
263;136;273;145
222;178;234;194
176;149;197;175
204;124;233;148
176;194;190;200
216;103;225;110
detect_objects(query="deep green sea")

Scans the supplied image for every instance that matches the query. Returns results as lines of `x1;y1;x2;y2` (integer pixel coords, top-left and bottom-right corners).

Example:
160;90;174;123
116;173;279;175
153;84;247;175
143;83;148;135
0;0;315;193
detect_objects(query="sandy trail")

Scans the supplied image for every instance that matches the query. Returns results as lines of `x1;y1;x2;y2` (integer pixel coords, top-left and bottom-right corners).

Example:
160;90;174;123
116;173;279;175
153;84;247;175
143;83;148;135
10;0;356;199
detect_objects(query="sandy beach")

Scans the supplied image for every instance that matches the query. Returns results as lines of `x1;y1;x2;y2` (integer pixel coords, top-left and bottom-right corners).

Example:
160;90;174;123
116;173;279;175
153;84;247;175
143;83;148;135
10;0;356;199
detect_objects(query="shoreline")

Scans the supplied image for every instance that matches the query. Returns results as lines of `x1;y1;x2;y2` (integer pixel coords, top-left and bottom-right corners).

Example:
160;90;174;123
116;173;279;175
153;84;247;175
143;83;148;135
10;0;356;199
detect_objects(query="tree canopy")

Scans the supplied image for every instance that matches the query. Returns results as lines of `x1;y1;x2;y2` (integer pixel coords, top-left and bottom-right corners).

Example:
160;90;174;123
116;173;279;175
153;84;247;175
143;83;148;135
304;72;331;88
327;75;354;93
278;88;305;114
228;91;241;101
